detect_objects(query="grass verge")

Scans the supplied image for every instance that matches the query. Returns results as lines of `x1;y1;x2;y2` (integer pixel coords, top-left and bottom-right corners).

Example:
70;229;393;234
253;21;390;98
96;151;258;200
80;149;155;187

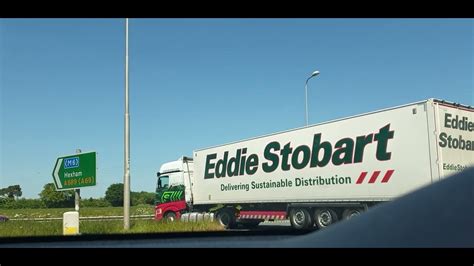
0;219;224;237
0;205;154;219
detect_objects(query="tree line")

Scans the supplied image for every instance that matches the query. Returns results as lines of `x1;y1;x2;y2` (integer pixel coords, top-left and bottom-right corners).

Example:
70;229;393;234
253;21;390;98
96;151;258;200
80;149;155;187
0;185;22;199
0;183;155;209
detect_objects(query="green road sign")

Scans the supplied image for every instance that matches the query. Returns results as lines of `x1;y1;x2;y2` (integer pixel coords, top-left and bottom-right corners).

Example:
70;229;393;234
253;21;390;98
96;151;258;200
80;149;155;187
52;152;96;190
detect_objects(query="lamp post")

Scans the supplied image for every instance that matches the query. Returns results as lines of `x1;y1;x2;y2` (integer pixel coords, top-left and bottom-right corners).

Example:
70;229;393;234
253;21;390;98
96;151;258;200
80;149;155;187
124;18;131;230
305;70;320;126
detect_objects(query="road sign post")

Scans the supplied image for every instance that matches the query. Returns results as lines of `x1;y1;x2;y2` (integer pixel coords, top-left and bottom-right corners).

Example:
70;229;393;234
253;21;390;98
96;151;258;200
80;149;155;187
75;149;82;211
52;151;96;190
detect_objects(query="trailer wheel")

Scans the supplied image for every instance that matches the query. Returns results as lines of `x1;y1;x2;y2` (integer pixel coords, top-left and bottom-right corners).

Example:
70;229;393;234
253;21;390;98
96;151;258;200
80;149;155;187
314;209;338;229
342;208;363;220
216;209;236;229
164;211;177;222
289;208;313;230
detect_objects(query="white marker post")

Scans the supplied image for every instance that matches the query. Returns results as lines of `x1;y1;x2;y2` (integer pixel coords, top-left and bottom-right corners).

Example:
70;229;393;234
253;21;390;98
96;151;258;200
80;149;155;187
63;211;79;235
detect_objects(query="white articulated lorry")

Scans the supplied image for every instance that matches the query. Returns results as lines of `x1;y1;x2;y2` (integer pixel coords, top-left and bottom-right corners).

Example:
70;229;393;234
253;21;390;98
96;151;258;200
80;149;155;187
154;98;473;229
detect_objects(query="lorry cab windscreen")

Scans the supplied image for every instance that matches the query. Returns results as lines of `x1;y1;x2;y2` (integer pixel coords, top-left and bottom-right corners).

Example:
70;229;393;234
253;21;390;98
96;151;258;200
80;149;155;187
157;175;169;189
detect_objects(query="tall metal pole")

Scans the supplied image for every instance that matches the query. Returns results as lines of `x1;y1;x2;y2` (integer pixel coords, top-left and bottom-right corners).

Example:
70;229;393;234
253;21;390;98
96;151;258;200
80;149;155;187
305;80;309;126
123;18;131;230
304;70;320;127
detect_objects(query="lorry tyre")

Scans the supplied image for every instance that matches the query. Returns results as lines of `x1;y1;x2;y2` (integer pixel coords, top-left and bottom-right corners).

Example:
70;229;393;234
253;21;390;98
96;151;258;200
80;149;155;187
289;208;313;230
342;208;363;220
217;209;236;229
314;208;338;229
164;211;177;222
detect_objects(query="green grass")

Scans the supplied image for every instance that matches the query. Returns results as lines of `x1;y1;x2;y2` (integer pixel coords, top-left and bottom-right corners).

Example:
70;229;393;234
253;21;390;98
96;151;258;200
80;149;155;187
0;220;224;237
0;206;224;237
0;204;154;219
0;220;63;237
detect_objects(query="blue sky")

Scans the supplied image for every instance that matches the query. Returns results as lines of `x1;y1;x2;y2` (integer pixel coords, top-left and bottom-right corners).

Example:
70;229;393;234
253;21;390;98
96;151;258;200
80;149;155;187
1;19;473;199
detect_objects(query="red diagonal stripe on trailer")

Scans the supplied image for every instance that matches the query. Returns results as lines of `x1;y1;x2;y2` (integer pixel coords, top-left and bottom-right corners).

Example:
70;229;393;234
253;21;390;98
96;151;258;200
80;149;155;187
356;172;368;184
381;170;395;183
368;171;381;183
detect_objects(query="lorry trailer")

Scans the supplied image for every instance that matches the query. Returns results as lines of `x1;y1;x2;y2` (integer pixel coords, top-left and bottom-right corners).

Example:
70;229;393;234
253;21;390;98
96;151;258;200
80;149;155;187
154;98;473;229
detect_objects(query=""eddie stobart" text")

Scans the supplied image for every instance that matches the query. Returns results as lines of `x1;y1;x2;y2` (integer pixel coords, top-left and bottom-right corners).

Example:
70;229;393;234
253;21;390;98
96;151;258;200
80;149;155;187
439;113;473;151
204;124;394;179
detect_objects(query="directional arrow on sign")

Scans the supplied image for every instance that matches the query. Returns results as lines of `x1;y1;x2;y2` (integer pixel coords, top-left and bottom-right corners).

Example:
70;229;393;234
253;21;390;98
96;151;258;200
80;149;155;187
53;158;64;189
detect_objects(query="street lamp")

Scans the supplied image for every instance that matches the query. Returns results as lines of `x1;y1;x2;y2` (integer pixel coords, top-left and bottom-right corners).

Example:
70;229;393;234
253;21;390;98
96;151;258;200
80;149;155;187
124;18;131;230
305;70;320;126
